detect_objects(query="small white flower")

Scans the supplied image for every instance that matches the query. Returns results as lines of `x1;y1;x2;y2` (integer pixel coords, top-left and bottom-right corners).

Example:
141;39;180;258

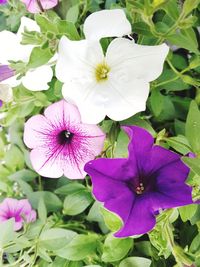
56;9;169;124
0;17;53;91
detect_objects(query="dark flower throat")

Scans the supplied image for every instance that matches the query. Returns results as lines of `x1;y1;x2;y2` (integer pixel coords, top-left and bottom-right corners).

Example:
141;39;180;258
58;130;74;145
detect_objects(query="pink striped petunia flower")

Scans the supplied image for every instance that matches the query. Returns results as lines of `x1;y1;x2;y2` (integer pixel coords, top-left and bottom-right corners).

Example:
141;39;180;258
22;0;58;13
0;198;36;231
24;100;105;179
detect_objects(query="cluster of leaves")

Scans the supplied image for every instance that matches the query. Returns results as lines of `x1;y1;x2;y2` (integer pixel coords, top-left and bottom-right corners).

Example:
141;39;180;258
0;0;200;266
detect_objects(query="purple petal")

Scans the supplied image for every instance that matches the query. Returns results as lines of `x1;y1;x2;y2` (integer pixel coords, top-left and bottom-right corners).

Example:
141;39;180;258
22;0;58;14
0;65;15;82
144;145;184;175
85;158;135;223
122;126;154;171
0;0;7;4
114;195;156;237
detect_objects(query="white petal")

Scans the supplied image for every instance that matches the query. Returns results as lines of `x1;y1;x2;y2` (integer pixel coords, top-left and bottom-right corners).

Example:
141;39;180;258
0;84;13;102
83;9;132;40
3;75;22;87
17;16;40;39
106;38;169;82
0;31;23;64
105;78;149;121
56;36;104;83
22;65;53;91
62;81;106;124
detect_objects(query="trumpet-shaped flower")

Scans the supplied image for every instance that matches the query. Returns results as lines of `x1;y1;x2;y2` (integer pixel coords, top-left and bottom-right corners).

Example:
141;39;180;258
22;0;58;13
0;16;53;91
56;9;169;124
85;126;198;237
24;100;105;179
0;198;36;231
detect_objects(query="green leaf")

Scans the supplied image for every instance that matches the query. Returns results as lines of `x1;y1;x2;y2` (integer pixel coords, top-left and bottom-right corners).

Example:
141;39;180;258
38;198;47;223
102;234;133;262
101;208;122;232
120;116;156;136
56;21;80;40
114;130;129;158
171;54;188;70
16;179;33;195
179;204;198;222
56;234;98;260
39;228;77;251
182;0;200;16
4;145;24;171
185;101;200;153
87;201;104;223
167;29;199;54
166;135;191;154
38;247;52;263
28;191;62;212
66;4;79;24
150;88;164;117
27;47;53;68
0;219;15;248
156;69;189;92
8;169;38;182
182;157;200;176
132;22;154;37
63;190;93;216
35;14;58;33
55;183;85;195
119;257;151;267
190;234;200;254
161;0;180;20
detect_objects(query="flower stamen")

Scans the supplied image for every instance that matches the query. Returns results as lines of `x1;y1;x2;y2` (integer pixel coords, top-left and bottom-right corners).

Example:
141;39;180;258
95;62;110;82
58;130;74;145
136;183;145;195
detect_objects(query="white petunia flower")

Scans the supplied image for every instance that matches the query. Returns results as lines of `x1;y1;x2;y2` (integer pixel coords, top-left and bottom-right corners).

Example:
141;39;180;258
0;17;53;91
56;9;169;124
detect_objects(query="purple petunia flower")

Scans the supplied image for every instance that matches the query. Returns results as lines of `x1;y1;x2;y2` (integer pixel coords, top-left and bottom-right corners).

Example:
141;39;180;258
85;126;199;237
0;0;7;4
24;100;105;179
0;198;36;231
0;65;15;82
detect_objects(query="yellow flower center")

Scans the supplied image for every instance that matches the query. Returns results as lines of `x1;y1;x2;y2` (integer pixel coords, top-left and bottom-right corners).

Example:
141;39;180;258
95;62;110;82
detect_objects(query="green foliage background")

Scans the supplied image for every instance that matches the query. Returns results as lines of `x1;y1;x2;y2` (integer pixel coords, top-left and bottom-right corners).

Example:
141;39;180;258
0;0;200;266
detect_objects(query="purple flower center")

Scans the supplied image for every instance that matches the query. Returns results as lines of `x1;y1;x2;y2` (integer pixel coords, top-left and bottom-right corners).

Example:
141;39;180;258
57;130;74;145
127;179;146;195
127;172;157;195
